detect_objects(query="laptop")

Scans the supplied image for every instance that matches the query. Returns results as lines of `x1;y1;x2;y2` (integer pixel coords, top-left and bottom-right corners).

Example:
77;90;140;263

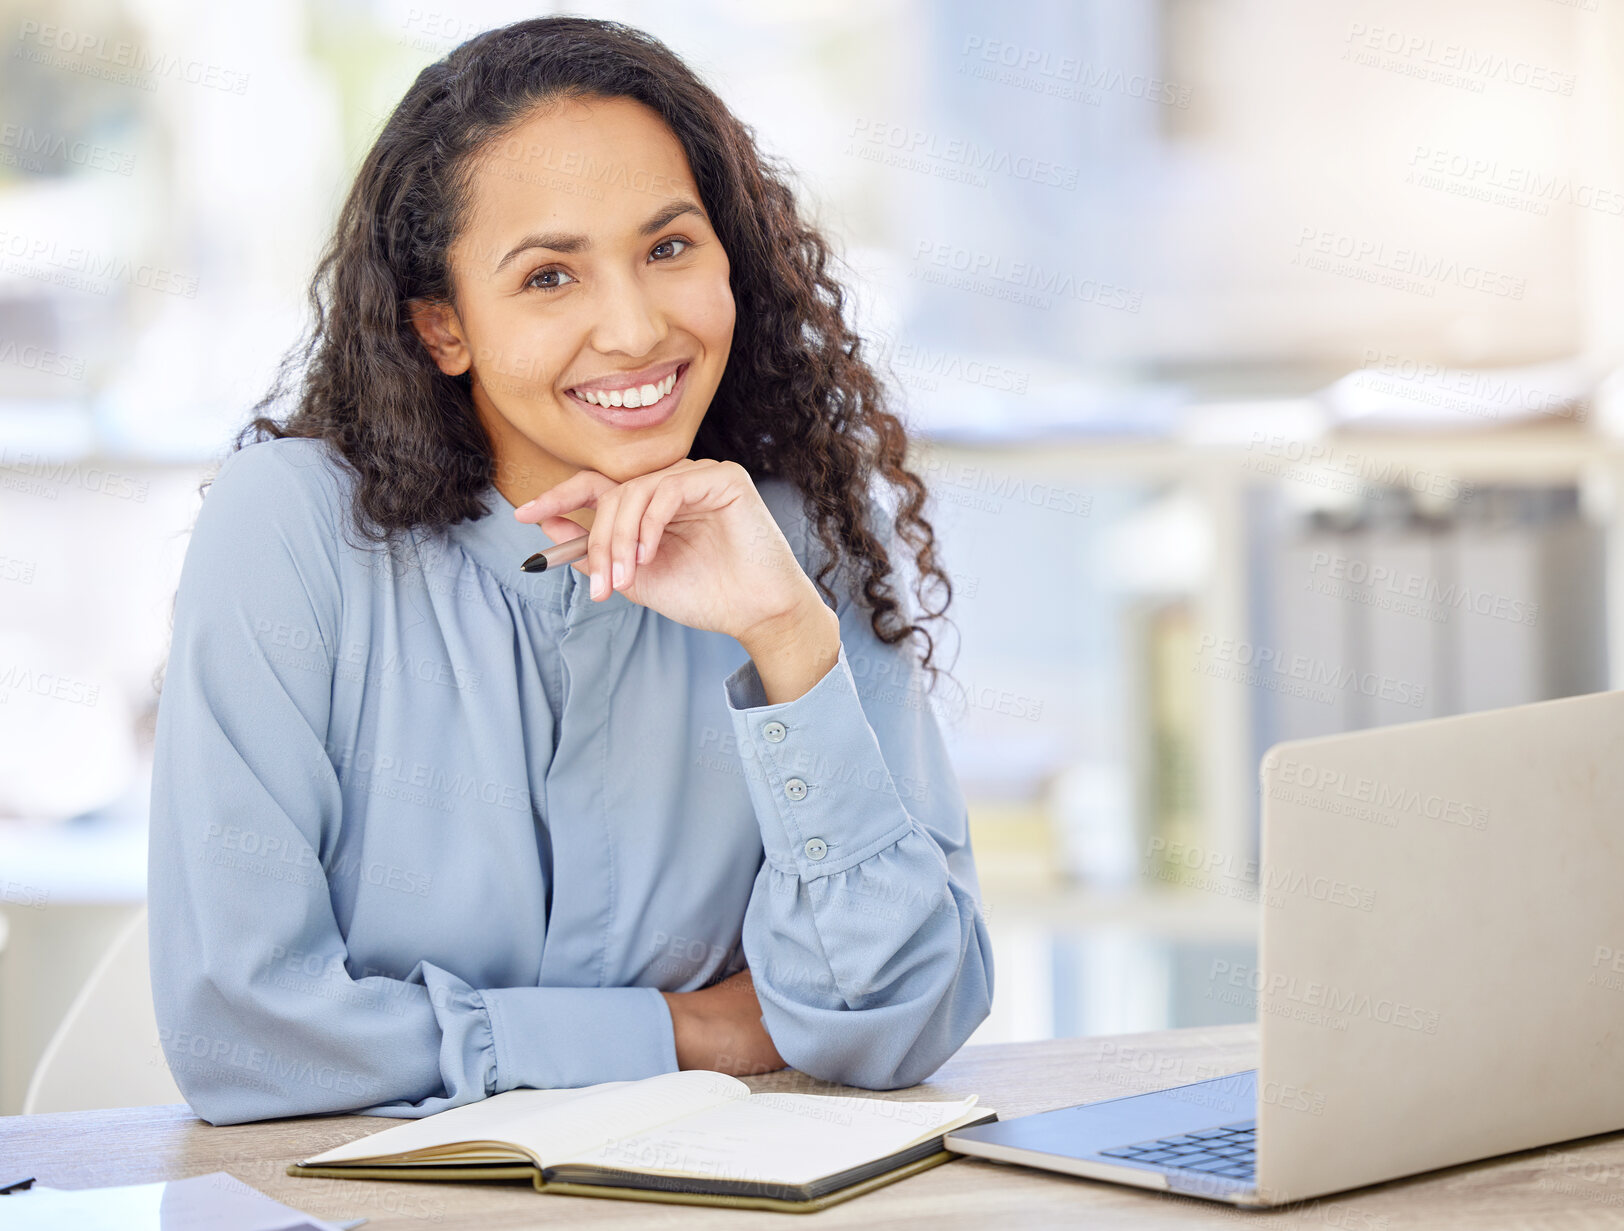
945;689;1624;1206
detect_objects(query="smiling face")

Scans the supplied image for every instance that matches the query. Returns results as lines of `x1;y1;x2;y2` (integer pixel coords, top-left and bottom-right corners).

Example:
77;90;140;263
409;93;736;528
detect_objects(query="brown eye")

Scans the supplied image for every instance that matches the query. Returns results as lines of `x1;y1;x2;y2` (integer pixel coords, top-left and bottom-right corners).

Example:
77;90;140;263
651;238;691;261
526;266;575;291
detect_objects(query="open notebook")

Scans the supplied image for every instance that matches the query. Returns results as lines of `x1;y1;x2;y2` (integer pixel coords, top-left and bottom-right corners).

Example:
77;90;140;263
287;1070;996;1213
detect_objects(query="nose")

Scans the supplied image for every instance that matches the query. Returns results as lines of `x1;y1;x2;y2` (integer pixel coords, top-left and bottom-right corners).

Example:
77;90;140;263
587;267;666;359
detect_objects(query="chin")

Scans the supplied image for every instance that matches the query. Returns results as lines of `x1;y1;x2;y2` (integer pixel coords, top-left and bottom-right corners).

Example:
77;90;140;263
600;438;700;482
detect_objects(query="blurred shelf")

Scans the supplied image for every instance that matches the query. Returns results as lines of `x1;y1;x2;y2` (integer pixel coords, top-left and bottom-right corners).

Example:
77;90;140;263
917;421;1617;484
3;404;1613;480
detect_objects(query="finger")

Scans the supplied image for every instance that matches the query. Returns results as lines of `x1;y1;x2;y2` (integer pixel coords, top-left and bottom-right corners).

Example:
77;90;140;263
637;481;683;566
536;516;590;557
514;469;613;523
637;462;737;564
585;485;622;600
609;476;663;590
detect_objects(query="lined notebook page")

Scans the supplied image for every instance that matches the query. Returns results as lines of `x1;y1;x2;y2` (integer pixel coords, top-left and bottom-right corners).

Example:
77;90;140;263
558;1093;982;1185
302;1071;749;1166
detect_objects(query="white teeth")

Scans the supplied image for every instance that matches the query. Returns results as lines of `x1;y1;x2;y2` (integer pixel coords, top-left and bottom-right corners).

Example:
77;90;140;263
575;368;680;410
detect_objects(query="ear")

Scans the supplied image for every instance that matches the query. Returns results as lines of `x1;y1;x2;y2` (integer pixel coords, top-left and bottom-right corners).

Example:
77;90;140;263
407;298;472;376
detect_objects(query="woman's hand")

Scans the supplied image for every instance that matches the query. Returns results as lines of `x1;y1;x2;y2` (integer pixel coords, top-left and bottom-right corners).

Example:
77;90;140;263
661;968;788;1077
515;459;821;647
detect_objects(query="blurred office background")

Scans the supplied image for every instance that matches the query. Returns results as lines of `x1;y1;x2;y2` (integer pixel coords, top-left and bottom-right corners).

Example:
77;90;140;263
3;0;1622;1111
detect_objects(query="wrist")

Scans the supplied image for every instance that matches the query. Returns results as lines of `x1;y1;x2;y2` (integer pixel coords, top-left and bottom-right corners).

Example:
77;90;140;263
660;990;695;1069
662;986;726;1071
735;587;828;658
738;598;840;706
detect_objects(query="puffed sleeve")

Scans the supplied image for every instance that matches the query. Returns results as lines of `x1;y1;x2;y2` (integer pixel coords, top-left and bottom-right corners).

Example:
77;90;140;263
147;441;676;1126
724;483;994;1089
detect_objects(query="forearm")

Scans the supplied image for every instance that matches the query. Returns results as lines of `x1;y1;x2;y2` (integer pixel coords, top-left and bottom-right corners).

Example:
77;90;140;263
660;970;786;1076
153;941;683;1124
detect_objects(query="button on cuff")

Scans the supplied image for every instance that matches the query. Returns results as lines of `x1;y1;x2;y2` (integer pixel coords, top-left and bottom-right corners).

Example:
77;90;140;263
803;837;828;861
720;640;918;876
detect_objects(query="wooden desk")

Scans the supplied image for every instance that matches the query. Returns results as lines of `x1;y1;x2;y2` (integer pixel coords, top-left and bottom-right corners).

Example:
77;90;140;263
4;1024;1622;1228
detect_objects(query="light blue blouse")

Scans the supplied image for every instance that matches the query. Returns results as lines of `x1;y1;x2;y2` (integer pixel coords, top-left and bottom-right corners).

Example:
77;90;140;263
146;436;994;1126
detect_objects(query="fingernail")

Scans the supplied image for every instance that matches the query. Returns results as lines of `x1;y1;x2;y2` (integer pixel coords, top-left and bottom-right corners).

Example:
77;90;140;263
591;571;604;599
636;541;646;563
612;561;626;589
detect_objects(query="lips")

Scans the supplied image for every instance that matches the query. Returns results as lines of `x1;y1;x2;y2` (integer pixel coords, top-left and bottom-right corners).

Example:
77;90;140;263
568;358;688;431
566;359;688;407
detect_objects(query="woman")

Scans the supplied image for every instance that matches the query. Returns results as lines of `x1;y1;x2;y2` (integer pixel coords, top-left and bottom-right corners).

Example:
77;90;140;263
148;15;993;1127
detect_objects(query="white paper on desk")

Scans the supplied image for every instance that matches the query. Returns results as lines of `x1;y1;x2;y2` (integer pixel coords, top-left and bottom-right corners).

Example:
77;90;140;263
301;1072;748;1167
1;1170;356;1231
562;1093;983;1186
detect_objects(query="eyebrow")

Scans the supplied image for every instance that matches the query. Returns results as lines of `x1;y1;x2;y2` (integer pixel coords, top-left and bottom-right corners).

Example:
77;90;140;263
492;199;706;274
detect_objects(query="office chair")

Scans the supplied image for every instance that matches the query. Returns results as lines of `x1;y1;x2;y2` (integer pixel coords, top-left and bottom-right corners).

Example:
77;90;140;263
23;905;185;1114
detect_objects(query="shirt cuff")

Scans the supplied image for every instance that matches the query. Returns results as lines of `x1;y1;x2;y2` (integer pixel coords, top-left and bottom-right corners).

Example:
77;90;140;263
417;960;499;1101
481;984;679;1090
722;640;916;879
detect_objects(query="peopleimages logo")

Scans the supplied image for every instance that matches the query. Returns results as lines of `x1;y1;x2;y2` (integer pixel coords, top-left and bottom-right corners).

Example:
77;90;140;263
959;37;1193;107
1266;756;1490;832
1342;22;1577;96
1291;226;1526;299
911;239;1143;313
1306;551;1539;627
1195;634;1427;709
1210;961;1442;1034
1590;945;1624;994
848;119;1081;190
1244;433;1469;502
1356;348;1587;423
1144;838;1377;912
918;455;1092;517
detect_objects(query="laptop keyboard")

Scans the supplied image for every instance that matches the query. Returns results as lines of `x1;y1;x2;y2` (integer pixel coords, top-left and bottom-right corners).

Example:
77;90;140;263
1098;1119;1256;1182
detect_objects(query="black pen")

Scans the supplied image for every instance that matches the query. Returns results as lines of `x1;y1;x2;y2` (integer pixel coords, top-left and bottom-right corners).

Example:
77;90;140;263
520;532;591;574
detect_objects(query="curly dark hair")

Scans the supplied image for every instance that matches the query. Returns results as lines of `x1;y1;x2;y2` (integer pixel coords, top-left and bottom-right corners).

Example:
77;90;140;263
226;14;958;688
